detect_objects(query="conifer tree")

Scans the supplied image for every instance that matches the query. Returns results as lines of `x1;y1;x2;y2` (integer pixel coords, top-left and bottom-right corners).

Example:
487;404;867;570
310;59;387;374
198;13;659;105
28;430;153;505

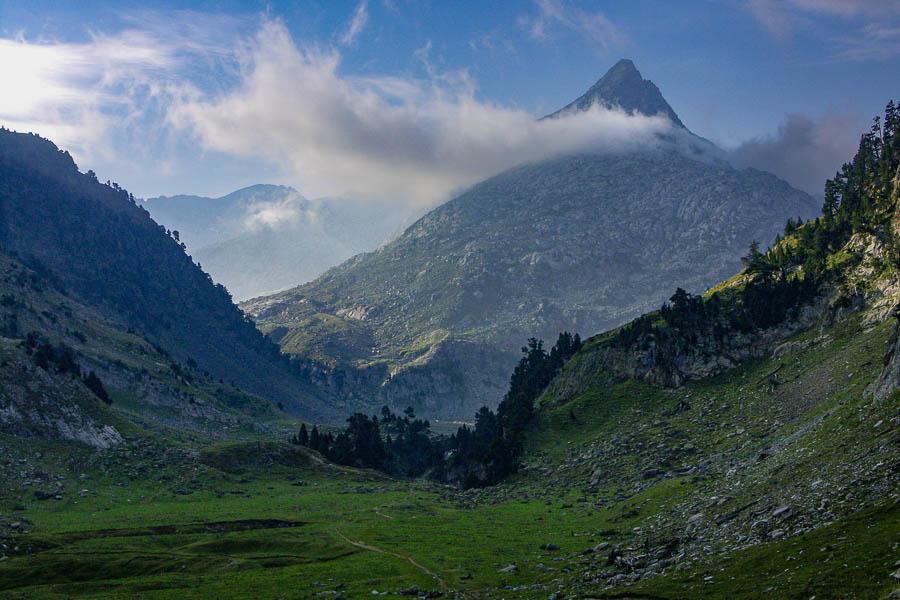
298;423;309;446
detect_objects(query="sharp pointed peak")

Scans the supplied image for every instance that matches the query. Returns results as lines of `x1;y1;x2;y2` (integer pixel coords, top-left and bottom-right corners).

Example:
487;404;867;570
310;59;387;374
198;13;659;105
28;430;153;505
607;58;639;74
545;58;686;130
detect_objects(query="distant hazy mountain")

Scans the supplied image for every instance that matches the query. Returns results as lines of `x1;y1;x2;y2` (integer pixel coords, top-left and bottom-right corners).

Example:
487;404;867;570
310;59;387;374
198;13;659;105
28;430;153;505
242;59;821;420
142;186;415;301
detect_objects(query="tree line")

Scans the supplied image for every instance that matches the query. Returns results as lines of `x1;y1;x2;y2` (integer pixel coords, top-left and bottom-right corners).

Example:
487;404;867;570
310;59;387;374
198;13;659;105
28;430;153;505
292;331;582;487
22;331;111;404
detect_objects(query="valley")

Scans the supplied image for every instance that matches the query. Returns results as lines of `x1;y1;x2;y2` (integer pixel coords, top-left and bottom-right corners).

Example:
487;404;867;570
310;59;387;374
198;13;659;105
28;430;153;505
0;7;898;596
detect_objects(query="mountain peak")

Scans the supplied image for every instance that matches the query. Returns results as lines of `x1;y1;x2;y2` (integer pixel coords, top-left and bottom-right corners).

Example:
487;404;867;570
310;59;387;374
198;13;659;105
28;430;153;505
546;59;686;129
606;58;640;78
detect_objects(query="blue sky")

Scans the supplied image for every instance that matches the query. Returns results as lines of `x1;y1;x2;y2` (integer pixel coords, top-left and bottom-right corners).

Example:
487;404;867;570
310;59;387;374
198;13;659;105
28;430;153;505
1;0;898;202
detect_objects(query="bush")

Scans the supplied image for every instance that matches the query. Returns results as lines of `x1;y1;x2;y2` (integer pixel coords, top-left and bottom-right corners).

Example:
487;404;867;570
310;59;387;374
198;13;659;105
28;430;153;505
83;371;111;404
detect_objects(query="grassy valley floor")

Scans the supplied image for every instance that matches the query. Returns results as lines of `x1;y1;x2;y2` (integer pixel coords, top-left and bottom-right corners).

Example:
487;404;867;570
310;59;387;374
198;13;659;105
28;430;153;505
0;312;898;599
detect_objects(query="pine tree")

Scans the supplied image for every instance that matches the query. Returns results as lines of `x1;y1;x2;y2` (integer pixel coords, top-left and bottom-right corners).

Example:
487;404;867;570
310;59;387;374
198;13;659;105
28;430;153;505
298;423;309;446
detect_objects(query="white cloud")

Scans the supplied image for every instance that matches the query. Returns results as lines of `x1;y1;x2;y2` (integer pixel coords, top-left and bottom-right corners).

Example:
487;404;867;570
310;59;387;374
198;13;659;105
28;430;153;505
745;0;792;41
519;0;627;53
0;12;248;172
0;31;174;161
170;20;670;207
0;15;670;207
243;197;305;231
341;0;369;46
789;0;900;17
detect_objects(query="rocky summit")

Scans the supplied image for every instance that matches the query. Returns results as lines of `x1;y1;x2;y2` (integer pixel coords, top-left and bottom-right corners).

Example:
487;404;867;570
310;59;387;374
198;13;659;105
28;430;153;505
242;60;819;420
544;58;685;127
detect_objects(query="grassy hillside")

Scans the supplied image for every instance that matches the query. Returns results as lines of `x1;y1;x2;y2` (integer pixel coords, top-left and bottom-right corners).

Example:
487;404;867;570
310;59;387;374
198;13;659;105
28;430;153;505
0;249;298;446
518;311;898;598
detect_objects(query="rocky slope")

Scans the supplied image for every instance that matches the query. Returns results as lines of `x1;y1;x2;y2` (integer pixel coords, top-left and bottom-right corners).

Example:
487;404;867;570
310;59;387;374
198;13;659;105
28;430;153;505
505;276;900;598
0;250;290;446
472;308;899;597
243;60;819;420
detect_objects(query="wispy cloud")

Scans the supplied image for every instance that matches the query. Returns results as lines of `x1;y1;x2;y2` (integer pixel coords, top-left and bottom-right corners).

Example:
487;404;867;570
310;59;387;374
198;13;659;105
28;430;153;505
745;0;792;41
746;0;900;57
789;0;900;17
0;30;173;161
172;20;670;206
340;0;369;46
834;22;900;60
519;0;627;53
0;11;248;169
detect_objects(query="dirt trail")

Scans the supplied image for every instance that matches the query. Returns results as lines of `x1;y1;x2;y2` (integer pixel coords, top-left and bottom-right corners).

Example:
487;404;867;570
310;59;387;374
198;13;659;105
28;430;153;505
334;527;446;590
373;506;395;520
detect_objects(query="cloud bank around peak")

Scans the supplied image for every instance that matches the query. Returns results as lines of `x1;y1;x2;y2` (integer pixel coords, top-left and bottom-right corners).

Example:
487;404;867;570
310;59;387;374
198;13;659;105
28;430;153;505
729;110;864;196
171;20;671;206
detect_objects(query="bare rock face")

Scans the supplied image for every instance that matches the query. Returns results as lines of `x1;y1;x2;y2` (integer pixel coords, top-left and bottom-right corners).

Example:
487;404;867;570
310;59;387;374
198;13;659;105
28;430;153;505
373;339;512;418
0;357;123;449
870;321;900;401
550;231;900;406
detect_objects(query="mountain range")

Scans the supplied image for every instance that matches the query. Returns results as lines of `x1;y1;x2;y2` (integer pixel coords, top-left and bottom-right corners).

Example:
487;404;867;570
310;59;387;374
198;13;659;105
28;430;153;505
0;92;897;600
